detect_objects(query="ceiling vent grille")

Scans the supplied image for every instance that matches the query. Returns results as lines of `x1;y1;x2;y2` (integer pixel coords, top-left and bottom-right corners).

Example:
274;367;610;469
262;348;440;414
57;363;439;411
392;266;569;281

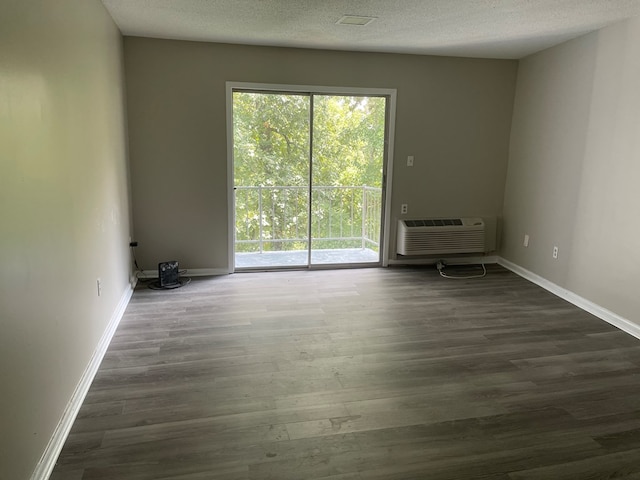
397;218;486;256
336;15;377;26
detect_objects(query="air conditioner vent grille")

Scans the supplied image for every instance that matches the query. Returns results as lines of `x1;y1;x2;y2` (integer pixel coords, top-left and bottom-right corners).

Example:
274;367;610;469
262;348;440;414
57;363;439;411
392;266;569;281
405;218;463;227
397;217;486;256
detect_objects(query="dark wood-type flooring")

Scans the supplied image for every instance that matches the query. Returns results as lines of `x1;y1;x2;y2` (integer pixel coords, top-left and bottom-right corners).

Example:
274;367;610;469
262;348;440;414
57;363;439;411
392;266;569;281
51;265;640;479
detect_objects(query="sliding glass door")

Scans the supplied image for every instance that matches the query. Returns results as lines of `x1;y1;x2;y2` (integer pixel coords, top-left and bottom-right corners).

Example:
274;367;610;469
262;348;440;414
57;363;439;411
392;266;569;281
231;88;388;270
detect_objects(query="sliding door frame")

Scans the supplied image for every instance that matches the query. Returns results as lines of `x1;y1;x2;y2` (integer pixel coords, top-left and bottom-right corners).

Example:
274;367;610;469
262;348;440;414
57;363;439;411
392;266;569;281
226;82;397;272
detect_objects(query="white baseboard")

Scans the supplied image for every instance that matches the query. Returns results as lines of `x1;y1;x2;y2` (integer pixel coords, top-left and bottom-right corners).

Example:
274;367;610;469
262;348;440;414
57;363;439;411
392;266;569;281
30;283;134;480
140;268;229;278
388;255;498;266
497;257;640;341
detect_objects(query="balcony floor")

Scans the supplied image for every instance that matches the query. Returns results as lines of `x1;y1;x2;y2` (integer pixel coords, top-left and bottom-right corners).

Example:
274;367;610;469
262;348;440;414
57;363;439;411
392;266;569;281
235;247;379;269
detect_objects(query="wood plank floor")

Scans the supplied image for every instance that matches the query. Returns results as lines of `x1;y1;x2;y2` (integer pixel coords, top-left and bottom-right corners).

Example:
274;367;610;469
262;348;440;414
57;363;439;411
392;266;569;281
51;265;640;479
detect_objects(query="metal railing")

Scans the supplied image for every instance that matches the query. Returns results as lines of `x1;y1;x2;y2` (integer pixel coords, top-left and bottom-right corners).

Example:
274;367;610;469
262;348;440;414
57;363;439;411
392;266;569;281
234;185;382;253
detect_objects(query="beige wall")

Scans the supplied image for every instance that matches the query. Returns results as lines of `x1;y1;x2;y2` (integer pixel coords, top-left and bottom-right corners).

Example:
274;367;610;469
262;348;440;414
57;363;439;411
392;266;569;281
502;16;640;323
123;38;517;269
0;1;131;478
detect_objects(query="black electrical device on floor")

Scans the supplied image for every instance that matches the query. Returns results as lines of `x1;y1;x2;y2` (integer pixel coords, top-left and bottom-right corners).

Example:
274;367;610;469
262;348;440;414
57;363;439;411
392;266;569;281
149;260;191;290
159;261;180;287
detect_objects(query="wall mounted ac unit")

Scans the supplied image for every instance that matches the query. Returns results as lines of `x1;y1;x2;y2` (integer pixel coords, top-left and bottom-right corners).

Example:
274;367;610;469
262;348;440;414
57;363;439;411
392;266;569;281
397;217;486;256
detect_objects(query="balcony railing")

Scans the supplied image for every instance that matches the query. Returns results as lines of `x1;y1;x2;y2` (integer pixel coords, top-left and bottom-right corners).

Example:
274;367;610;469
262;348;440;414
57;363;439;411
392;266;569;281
235;185;382;253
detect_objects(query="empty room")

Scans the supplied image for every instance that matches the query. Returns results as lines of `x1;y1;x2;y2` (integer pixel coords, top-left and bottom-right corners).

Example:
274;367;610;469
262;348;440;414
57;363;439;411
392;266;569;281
2;1;640;479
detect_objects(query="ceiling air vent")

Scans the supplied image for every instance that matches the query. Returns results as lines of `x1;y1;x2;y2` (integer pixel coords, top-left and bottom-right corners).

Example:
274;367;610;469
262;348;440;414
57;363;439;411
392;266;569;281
336;15;377;26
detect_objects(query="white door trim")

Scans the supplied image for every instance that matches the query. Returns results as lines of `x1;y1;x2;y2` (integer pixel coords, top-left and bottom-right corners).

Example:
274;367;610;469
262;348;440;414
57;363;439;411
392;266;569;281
225;81;397;271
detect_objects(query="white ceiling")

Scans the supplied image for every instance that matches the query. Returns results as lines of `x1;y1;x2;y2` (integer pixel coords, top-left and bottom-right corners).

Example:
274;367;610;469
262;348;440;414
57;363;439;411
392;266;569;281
101;0;640;59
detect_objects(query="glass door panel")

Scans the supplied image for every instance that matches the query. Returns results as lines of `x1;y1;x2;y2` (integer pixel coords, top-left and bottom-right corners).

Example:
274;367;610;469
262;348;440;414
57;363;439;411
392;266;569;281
233;91;310;268
310;95;386;265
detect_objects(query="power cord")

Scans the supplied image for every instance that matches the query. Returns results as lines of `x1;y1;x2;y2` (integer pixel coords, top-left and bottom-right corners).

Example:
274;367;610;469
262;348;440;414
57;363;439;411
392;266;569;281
436;260;487;279
148;277;192;290
130;243;152;282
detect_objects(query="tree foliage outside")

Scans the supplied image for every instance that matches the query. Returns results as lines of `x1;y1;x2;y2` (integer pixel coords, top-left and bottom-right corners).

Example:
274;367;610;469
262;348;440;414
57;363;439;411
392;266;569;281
233;92;385;254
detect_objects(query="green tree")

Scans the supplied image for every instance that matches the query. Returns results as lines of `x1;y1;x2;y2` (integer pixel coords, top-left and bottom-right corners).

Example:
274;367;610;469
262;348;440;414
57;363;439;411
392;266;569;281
313;95;385;188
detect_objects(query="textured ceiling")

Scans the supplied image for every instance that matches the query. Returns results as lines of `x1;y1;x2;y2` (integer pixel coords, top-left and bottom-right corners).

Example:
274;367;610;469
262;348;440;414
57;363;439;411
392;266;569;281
101;0;640;59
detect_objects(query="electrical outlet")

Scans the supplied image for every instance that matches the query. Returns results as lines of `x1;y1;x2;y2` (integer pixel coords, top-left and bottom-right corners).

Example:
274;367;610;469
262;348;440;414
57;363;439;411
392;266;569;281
523;234;529;247
97;278;102;297
553;246;559;259
407;156;414;167
401;204;408;214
